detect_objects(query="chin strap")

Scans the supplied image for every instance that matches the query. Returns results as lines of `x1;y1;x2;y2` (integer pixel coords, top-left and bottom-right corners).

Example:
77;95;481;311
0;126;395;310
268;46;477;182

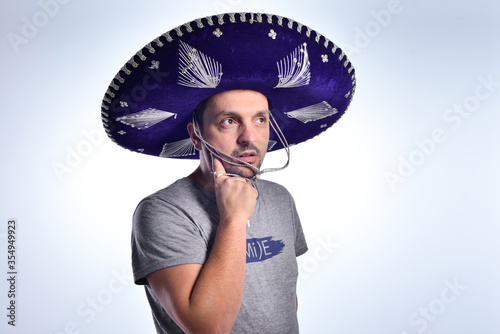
191;110;290;181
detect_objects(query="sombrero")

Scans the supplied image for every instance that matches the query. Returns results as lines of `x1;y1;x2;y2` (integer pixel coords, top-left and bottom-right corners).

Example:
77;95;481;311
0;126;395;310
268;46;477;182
101;12;356;159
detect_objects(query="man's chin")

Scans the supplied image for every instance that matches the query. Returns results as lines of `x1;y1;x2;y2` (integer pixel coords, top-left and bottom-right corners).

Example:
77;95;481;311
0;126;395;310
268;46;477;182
225;165;259;179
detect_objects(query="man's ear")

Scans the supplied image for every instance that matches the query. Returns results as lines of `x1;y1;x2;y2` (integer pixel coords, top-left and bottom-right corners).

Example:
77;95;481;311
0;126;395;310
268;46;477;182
187;122;203;151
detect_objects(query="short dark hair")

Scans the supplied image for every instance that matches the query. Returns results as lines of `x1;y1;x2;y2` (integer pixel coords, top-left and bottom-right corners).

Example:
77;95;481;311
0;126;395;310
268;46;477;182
192;94;213;133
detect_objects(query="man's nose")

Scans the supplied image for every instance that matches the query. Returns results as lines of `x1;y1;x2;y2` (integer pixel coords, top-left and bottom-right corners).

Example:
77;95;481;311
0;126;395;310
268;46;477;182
237;123;257;145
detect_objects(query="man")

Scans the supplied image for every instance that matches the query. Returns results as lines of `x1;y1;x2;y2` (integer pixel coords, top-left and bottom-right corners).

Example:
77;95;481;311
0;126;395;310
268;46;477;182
135;89;306;333
101;12;355;333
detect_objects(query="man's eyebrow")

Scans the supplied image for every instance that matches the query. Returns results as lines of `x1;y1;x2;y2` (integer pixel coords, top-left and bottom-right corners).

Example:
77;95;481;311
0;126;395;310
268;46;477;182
213;110;270;118
255;110;271;116
213;111;237;118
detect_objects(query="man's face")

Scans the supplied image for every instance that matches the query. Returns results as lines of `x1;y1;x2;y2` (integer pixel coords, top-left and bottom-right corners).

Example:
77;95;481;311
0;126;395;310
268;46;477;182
201;89;270;178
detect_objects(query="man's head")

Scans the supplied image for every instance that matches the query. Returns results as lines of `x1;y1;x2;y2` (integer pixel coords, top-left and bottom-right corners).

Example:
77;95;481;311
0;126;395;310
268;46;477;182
188;89;270;179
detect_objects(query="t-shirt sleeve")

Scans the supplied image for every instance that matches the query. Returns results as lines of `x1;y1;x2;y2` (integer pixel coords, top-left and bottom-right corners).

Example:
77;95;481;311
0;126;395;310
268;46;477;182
290;195;308;257
131;195;208;285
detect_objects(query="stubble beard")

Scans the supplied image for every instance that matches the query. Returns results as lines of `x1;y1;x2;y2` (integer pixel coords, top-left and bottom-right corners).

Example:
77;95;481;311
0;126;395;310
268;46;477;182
224;144;264;178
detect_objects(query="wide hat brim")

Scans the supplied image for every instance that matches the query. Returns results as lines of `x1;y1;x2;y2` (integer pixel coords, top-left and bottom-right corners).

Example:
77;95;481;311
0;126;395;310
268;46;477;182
101;12;356;159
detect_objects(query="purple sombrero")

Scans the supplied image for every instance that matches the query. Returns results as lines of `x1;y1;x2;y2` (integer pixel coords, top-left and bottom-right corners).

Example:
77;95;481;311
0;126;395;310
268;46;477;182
101;12;356;159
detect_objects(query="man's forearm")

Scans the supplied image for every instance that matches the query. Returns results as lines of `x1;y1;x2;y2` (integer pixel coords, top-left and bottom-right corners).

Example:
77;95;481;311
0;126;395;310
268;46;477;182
183;218;247;333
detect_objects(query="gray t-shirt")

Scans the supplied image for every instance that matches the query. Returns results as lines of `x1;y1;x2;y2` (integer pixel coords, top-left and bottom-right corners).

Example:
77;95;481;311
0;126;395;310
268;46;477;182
132;177;308;333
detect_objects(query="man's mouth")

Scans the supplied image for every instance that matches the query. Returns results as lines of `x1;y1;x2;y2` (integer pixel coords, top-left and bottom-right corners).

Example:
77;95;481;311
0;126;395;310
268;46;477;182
236;151;257;164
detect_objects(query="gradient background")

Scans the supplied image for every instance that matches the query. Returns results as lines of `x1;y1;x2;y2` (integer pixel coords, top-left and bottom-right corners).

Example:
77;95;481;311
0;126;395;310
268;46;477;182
1;0;499;333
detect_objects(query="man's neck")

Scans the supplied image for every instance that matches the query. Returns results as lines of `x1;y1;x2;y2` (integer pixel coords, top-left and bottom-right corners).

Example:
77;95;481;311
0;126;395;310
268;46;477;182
188;166;215;193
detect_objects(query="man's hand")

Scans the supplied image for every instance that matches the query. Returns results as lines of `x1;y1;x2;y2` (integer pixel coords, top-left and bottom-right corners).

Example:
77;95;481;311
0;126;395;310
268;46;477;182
212;157;258;224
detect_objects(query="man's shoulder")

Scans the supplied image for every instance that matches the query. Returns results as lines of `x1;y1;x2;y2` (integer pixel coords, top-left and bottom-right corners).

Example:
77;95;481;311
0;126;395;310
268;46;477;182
132;177;212;225
257;179;293;198
149;177;191;196
137;177;202;208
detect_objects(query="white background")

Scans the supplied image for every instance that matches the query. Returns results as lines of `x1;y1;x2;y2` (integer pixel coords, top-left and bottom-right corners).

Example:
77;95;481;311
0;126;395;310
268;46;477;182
1;0;499;333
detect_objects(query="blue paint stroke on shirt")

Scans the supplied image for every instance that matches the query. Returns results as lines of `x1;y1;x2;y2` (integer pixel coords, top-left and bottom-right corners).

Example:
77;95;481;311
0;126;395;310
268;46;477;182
246;237;285;263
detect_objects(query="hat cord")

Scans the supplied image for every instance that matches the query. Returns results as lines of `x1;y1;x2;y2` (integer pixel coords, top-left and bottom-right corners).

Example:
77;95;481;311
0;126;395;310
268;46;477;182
192;111;290;182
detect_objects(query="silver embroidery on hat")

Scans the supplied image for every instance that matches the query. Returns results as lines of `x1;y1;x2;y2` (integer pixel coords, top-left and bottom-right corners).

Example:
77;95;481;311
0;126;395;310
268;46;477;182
178;40;223;89
265;13;273;24
145;43;155;54
162;31;173;42
268;29;277;39
153;37;163;48
106;89;115;98
274;43;311;89
121;64;132;75
149;60;160;70
315;32;322;44
305;27;312;38
128;57;139;68
116;108;177;130
248;13;255;24
323;37;331;49
174;27;183;37
160;138;196;157
184;22;193;33
137;50;147;61
285;101;337;123
213;28;223;38
276;15;283;26
331;44;338;54
194;19;204;29
296;22;303;33
116;74;125;84
217;14;225;25
267;140;277;151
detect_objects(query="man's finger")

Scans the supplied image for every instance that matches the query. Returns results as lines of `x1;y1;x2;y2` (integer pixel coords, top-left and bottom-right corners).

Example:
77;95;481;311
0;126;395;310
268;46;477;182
212;155;226;180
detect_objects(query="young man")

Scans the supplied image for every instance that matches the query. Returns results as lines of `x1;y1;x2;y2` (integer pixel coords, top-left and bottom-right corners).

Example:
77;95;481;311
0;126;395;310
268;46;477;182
101;12;355;333
136;89;306;333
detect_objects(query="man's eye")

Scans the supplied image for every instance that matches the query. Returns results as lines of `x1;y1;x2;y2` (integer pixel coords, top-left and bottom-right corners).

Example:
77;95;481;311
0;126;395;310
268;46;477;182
256;117;267;124
221;119;234;125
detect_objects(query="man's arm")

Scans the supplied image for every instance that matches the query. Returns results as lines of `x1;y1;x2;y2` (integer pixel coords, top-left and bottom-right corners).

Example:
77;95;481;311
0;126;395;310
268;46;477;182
147;159;256;334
